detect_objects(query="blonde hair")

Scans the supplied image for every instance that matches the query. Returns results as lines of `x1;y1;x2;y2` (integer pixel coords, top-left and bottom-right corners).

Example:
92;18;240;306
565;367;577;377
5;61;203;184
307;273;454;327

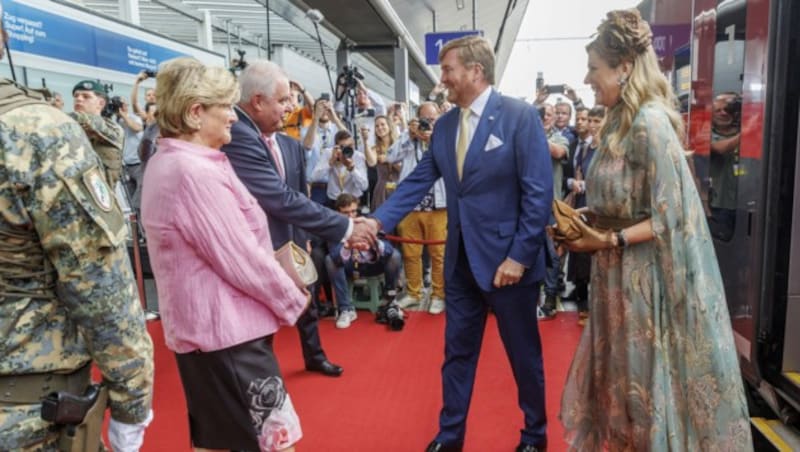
588;9;683;155
373;115;397;153
439;35;495;85
155;57;240;138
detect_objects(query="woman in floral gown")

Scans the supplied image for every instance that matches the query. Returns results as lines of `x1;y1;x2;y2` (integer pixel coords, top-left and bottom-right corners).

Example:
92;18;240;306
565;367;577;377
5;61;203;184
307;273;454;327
559;9;753;451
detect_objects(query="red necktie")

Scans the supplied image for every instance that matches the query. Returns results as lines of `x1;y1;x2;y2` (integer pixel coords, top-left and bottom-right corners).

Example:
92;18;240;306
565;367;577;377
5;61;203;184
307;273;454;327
264;135;285;180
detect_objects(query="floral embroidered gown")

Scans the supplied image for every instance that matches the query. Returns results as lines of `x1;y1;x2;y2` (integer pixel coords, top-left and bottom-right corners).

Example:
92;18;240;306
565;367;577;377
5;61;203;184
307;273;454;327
560;103;753;451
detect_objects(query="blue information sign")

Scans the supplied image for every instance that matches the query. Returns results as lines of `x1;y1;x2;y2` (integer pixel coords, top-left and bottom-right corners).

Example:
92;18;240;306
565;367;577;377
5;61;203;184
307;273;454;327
2;1;184;74
424;31;482;65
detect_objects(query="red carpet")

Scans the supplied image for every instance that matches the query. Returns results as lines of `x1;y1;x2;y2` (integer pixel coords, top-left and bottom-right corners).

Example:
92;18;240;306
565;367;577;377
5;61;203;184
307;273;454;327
140;311;582;451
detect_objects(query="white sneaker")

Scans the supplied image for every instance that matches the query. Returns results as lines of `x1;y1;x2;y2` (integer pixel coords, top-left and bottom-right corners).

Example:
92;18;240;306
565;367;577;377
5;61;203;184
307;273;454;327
428;297;445;315
144;311;160;321
397;294;421;309
335;310;358;329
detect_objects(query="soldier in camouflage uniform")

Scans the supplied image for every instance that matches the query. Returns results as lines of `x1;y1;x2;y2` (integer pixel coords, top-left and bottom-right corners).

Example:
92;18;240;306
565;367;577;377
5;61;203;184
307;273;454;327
0;6;154;449
70;80;125;190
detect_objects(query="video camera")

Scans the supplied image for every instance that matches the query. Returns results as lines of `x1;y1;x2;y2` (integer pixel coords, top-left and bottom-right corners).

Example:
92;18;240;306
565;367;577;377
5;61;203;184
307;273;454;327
101;95;123;119
376;299;404;331
230;49;248;75
337;64;364;91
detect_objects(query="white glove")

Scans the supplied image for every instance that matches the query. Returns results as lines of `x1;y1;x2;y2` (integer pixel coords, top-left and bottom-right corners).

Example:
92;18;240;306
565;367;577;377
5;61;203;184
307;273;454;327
109;409;153;452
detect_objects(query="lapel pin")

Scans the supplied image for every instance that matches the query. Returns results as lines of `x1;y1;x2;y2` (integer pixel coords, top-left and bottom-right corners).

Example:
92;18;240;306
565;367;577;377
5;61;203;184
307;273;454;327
488;116;495;121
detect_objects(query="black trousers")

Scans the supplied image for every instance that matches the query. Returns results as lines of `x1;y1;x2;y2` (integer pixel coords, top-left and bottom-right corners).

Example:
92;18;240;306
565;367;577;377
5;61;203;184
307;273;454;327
296;300;326;365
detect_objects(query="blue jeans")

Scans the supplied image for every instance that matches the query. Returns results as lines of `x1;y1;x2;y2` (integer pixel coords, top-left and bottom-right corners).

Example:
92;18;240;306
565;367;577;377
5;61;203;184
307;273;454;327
325;240;402;311
543;234;561;297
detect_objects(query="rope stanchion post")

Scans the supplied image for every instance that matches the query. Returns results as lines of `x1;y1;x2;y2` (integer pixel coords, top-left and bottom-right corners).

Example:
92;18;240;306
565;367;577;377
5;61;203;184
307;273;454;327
382;234;446;246
129;213;147;311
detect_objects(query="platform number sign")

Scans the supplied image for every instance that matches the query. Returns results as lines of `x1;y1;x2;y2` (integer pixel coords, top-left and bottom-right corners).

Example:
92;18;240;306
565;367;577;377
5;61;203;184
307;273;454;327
425;31;482;65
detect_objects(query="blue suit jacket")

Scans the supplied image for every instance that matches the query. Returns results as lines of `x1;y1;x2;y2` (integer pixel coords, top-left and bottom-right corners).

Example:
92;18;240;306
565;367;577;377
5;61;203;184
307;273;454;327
221;107;349;248
374;91;553;291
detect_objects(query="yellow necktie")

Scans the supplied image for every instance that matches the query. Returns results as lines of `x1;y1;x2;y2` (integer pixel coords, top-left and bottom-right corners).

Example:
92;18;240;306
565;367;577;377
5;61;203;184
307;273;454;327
456;107;471;180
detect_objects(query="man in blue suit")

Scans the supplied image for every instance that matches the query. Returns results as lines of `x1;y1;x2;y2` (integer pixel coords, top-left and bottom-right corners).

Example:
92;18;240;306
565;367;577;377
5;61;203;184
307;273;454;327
221;60;376;377
366;36;553;452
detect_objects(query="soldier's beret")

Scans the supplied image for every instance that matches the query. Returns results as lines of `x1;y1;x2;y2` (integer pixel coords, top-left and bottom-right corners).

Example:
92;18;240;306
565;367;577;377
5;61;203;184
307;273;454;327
72;80;106;95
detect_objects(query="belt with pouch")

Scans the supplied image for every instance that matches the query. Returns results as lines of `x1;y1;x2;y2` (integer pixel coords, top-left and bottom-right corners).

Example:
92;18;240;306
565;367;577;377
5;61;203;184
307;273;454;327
0;363;91;404
310;182;327;189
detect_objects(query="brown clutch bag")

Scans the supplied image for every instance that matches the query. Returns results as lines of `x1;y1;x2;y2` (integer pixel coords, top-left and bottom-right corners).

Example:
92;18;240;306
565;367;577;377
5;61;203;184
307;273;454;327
274;241;318;288
550;199;610;250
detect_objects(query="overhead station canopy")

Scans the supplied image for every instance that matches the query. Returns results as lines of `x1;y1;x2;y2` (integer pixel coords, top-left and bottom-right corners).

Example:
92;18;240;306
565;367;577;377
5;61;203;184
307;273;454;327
76;0;529;98
289;0;530;94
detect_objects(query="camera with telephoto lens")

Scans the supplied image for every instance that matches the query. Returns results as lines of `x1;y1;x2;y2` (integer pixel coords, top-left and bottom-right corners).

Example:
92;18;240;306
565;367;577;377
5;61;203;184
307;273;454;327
376;299;404;331
338;64;365;90
101;95;123;118
341;145;355;159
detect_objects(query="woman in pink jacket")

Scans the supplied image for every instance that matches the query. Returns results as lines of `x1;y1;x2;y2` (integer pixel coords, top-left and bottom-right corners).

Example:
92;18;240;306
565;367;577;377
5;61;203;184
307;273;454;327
141;57;308;452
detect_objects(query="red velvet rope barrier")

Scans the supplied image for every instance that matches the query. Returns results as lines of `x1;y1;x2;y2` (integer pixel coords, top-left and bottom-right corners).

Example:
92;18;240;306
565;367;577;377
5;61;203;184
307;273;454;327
382;234;446;245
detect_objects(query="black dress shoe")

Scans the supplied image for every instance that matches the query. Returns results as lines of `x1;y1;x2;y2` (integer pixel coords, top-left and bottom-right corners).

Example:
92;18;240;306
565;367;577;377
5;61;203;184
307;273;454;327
425;440;463;452
515;443;545;452
305;360;343;377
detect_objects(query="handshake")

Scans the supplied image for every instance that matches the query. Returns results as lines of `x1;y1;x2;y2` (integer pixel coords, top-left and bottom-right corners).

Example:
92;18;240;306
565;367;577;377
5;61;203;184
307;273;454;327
348;217;381;251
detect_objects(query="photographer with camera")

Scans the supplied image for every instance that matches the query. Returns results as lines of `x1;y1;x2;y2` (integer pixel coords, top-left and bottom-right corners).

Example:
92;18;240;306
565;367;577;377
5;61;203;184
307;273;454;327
325;193;403;329
302;96;345;205
310;130;368;204
70;80;125;189
708;92;742;240
383;102;447;314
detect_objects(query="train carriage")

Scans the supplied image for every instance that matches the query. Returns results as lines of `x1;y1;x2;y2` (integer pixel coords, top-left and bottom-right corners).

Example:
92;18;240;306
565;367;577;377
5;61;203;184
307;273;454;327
649;0;800;446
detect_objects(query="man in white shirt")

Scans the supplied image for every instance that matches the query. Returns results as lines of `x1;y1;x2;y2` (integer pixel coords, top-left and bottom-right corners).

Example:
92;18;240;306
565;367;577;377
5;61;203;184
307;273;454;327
311;130;369;203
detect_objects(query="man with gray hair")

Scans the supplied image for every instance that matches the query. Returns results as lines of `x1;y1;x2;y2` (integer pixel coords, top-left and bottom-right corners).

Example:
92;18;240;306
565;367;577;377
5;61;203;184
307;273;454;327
221;59;377;377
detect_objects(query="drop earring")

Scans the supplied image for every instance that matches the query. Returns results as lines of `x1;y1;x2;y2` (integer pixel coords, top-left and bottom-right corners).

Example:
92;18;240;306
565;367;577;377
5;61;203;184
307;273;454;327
618;76;628;87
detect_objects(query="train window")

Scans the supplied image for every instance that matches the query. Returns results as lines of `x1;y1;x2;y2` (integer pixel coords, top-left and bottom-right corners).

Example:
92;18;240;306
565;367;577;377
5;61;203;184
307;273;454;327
706;0;746;241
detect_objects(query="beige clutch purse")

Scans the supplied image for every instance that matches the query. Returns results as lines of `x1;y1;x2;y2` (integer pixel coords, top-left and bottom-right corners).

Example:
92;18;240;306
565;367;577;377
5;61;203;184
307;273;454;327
274;241;318;288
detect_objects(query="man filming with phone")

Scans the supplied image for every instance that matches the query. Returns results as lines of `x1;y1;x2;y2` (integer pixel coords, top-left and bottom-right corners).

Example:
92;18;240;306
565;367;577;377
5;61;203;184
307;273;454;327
311;130;368;203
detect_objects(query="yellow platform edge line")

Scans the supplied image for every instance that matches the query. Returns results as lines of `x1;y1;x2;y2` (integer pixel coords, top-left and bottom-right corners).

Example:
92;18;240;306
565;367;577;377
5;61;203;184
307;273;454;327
751;417;793;452
785;371;800;387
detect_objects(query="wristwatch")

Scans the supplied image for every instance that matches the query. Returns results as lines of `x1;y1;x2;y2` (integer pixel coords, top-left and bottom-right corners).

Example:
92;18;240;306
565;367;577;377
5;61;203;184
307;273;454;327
616;229;628;248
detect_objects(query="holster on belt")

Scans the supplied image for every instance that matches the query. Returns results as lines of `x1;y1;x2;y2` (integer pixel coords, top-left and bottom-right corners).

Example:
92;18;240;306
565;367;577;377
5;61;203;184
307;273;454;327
41;384;109;452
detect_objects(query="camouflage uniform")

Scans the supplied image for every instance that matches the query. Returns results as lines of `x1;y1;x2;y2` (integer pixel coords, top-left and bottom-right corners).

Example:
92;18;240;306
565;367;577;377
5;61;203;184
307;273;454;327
0;79;154;450
69;111;125;189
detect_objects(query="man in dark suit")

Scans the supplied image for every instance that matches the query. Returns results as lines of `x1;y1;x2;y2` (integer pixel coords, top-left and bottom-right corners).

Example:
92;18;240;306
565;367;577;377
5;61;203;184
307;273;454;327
365;36;552;452
221;59;376;377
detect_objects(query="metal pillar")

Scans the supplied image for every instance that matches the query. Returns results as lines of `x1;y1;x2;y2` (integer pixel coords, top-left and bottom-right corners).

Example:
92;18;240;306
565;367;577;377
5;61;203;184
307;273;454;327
266;0;273;60
198;9;214;50
225;20;232;67
119;0;141;26
472;0;477;30
393;45;408;103
336;40;350;74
